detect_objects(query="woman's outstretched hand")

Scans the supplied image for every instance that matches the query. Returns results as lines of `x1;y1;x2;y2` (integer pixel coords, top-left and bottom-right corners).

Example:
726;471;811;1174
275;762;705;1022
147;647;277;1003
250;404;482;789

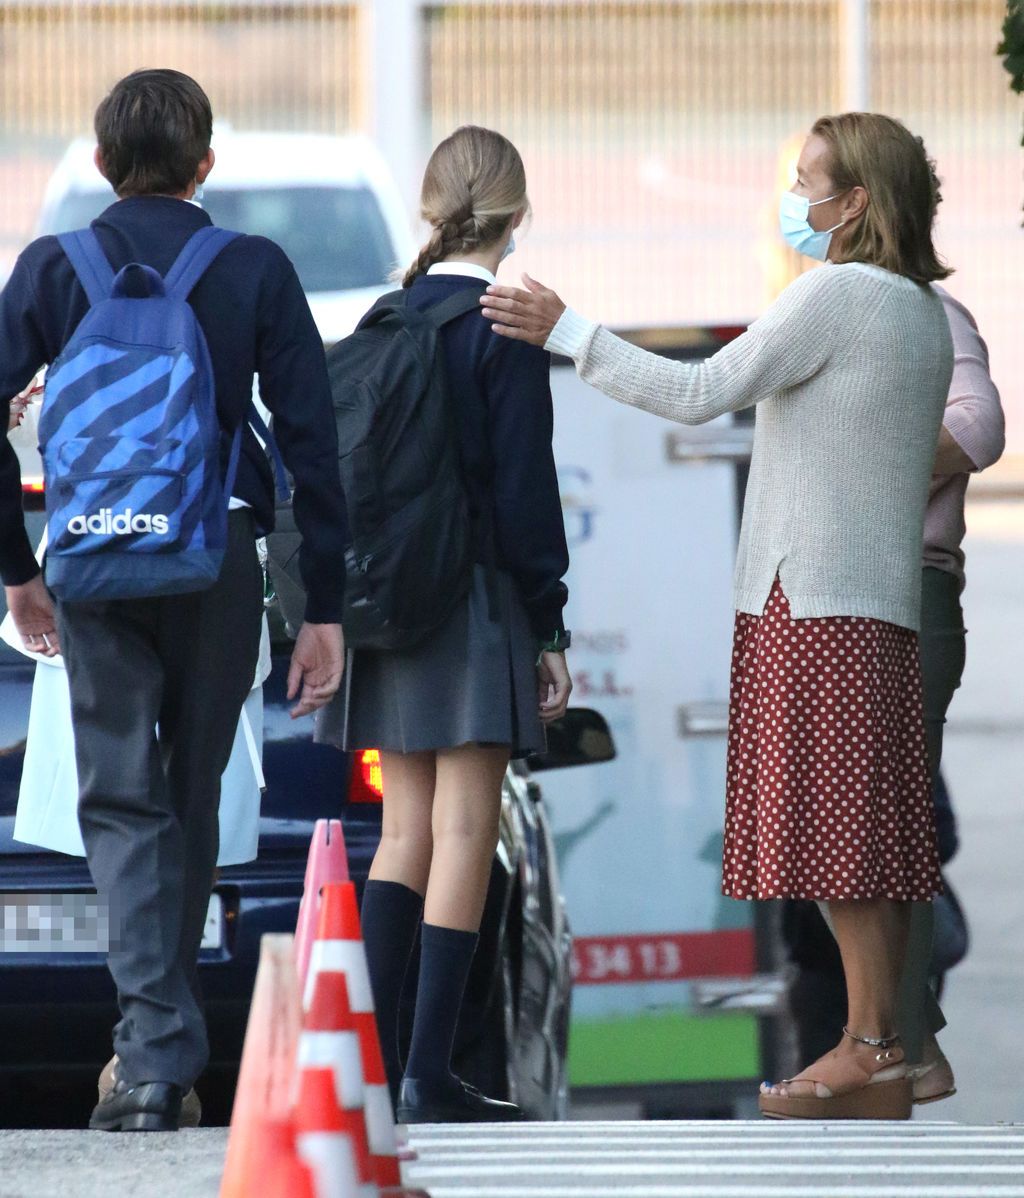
481;274;566;347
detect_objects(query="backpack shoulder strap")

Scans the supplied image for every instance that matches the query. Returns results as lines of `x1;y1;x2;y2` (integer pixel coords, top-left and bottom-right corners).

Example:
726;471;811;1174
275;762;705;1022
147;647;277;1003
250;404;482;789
354;289;407;330
355;286;482;334
163;227;242;300
423;287;487;329
57;229;116;307
247;402;290;502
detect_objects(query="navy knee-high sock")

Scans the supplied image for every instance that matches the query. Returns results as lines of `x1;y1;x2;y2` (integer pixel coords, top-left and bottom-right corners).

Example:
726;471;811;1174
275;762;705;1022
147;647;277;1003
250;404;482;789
360;880;424;1101
405;922;479;1086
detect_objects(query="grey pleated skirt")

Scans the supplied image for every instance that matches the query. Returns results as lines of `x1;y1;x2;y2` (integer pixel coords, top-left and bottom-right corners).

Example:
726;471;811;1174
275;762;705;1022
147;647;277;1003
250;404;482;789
315;565;545;759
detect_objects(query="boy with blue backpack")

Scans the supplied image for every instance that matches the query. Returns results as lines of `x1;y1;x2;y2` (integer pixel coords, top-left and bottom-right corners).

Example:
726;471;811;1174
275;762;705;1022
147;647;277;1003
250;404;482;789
0;70;348;1131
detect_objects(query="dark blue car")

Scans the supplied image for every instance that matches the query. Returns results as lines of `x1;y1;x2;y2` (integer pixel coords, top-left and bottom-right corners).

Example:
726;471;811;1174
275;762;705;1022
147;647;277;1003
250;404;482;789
0;497;613;1126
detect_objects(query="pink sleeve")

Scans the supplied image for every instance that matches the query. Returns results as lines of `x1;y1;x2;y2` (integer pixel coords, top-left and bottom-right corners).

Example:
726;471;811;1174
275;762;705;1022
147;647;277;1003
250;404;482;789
938;288;1006;472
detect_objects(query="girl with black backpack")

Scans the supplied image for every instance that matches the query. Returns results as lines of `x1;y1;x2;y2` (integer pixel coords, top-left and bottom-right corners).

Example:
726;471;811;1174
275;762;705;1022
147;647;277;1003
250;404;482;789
319;125;572;1123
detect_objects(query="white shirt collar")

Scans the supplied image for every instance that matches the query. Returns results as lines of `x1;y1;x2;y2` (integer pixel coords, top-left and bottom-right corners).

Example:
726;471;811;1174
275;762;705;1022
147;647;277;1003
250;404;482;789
426;261;496;286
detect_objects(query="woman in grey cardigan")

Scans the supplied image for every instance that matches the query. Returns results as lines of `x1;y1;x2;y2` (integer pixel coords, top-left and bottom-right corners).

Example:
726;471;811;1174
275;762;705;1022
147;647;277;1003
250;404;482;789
482;112;953;1120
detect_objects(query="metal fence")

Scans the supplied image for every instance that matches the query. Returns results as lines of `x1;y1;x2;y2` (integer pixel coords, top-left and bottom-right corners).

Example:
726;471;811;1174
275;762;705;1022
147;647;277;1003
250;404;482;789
0;1;1021;442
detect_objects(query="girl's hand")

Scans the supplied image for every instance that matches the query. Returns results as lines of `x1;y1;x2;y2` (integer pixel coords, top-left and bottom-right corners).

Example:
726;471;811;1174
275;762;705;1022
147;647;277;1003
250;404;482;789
481;274;566;346
537;650;572;724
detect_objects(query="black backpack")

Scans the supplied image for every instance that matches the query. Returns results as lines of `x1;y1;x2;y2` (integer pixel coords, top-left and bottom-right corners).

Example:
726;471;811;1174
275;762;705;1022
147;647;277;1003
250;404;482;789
269;287;484;650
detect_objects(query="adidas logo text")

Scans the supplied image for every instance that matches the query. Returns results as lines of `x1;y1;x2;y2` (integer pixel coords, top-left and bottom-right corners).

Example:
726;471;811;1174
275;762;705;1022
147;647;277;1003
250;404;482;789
66;509;171;537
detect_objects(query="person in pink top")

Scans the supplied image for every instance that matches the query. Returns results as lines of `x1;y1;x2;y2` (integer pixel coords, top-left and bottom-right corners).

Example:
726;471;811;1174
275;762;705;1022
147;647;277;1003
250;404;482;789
899;284;1005;1103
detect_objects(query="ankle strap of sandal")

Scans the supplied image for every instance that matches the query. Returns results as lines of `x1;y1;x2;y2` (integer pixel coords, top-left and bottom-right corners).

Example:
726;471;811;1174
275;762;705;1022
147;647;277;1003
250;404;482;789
843;1026;901;1050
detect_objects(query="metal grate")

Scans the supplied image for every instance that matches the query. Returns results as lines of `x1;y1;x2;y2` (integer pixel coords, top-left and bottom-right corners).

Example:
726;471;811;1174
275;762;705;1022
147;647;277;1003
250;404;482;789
0;2;359;264
0;2;1020;443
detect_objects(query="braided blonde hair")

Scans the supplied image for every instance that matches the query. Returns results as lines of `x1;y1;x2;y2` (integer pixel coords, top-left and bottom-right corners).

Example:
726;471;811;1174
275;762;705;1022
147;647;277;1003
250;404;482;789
402;125;528;288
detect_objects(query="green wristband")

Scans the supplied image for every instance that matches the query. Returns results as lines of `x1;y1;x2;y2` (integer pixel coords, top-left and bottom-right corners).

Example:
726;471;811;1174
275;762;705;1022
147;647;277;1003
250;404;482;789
537;630;572;655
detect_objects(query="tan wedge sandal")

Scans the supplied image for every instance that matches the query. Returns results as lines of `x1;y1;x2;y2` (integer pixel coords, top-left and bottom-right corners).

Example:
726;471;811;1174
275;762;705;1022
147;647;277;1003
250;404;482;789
759;1028;913;1121
908;1053;957;1105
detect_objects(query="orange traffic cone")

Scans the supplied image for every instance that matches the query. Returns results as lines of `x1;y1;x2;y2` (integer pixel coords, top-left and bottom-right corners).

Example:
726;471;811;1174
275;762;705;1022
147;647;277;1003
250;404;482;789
304;882;373;1013
220;935;303;1198
301;910;416;1195
353;1010;404;1189
266;1153;317;1198
295;819;350;988
295;1067;378;1198
297;969;365;1111
260;1119;317;1198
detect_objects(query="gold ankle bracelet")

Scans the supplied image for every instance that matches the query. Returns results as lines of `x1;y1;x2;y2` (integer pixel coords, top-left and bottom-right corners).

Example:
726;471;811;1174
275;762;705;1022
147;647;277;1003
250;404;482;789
843;1026;901;1050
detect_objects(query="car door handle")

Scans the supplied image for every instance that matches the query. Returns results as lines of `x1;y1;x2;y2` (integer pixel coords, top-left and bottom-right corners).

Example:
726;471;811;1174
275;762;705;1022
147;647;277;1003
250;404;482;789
665;426;754;464
677;700;729;738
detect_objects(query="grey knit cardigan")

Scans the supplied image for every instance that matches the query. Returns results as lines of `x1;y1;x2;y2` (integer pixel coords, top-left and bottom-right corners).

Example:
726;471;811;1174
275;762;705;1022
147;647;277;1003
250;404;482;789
546;262;954;632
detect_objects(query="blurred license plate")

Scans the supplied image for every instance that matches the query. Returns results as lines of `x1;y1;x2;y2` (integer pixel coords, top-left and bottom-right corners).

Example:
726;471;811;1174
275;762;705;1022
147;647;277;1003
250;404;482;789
1;892;108;953
1;892;225;953
201;894;223;950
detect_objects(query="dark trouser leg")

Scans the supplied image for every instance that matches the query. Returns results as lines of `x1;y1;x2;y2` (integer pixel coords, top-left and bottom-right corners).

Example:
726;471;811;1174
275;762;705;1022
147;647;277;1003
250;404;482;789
59;598;181;1083
59;512;262;1088
157;514;263;1014
896;567;966;1063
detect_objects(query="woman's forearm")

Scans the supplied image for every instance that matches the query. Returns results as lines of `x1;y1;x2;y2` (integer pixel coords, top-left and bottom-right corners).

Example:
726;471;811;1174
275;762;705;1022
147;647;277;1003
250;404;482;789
556;320;724;425
487;268;837;425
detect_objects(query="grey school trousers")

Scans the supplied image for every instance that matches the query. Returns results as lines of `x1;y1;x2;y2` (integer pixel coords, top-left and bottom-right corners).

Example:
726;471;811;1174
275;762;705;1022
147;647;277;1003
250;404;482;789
896;566;966;1062
57;510;263;1089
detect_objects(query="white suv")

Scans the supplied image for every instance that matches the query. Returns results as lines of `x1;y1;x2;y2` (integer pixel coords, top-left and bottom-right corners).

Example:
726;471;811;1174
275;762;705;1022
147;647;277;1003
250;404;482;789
34;130;417;347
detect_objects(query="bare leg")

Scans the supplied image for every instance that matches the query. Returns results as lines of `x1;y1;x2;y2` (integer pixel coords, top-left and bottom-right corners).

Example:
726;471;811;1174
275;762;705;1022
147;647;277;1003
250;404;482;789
832;897;911;1038
424;744;509;931
400;744;511;1101
370;750;436;896
765;897;911;1098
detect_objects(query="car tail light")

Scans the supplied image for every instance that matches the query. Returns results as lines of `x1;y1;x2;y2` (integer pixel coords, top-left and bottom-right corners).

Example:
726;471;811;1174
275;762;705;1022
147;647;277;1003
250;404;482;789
710;325;747;345
349;748;384;803
21;478;44;495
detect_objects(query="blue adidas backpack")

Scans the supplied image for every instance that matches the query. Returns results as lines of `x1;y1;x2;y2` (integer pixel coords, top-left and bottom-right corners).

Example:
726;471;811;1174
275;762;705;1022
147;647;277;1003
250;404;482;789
39;226;247;602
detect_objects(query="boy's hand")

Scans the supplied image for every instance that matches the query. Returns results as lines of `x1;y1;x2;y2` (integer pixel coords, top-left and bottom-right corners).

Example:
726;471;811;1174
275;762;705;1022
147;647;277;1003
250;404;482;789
6;574;61;657
287;621;345;718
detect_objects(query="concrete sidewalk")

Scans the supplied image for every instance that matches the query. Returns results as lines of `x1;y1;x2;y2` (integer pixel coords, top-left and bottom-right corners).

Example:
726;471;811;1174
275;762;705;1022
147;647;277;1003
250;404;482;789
931;498;1024;1126
3;1121;1024;1198
0;1129;227;1198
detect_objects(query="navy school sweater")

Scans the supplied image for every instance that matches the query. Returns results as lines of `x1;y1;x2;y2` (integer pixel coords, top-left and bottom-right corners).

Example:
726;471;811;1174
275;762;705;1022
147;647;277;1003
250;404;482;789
406;272;569;638
0;196;348;623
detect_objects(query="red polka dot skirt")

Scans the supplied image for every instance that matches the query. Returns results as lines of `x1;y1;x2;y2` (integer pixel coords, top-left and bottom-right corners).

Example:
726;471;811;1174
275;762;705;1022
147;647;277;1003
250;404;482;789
722;579;943;903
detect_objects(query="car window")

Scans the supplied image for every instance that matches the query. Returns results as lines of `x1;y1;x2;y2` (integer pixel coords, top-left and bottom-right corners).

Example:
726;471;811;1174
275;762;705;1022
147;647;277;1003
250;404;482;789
42;185;396;294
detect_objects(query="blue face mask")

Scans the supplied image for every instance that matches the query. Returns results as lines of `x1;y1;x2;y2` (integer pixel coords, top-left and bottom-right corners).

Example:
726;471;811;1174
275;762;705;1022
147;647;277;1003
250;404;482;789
500;234;516;262
778;191;846;262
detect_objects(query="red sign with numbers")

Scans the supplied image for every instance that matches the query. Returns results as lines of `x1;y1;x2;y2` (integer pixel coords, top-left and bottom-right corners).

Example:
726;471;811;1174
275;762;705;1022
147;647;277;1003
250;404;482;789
571;929;755;985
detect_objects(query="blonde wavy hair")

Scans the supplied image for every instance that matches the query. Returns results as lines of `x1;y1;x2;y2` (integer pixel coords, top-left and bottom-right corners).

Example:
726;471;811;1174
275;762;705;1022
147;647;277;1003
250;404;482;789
402;125;527;288
812;112;951;284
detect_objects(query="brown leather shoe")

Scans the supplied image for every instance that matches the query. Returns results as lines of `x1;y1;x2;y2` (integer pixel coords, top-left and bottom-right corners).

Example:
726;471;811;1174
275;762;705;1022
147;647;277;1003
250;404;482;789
98;1055;202;1128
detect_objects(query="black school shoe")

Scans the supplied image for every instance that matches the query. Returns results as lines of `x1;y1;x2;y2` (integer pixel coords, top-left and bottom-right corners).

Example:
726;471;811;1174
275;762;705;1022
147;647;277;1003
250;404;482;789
89;1066;183;1132
396;1074;524;1124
